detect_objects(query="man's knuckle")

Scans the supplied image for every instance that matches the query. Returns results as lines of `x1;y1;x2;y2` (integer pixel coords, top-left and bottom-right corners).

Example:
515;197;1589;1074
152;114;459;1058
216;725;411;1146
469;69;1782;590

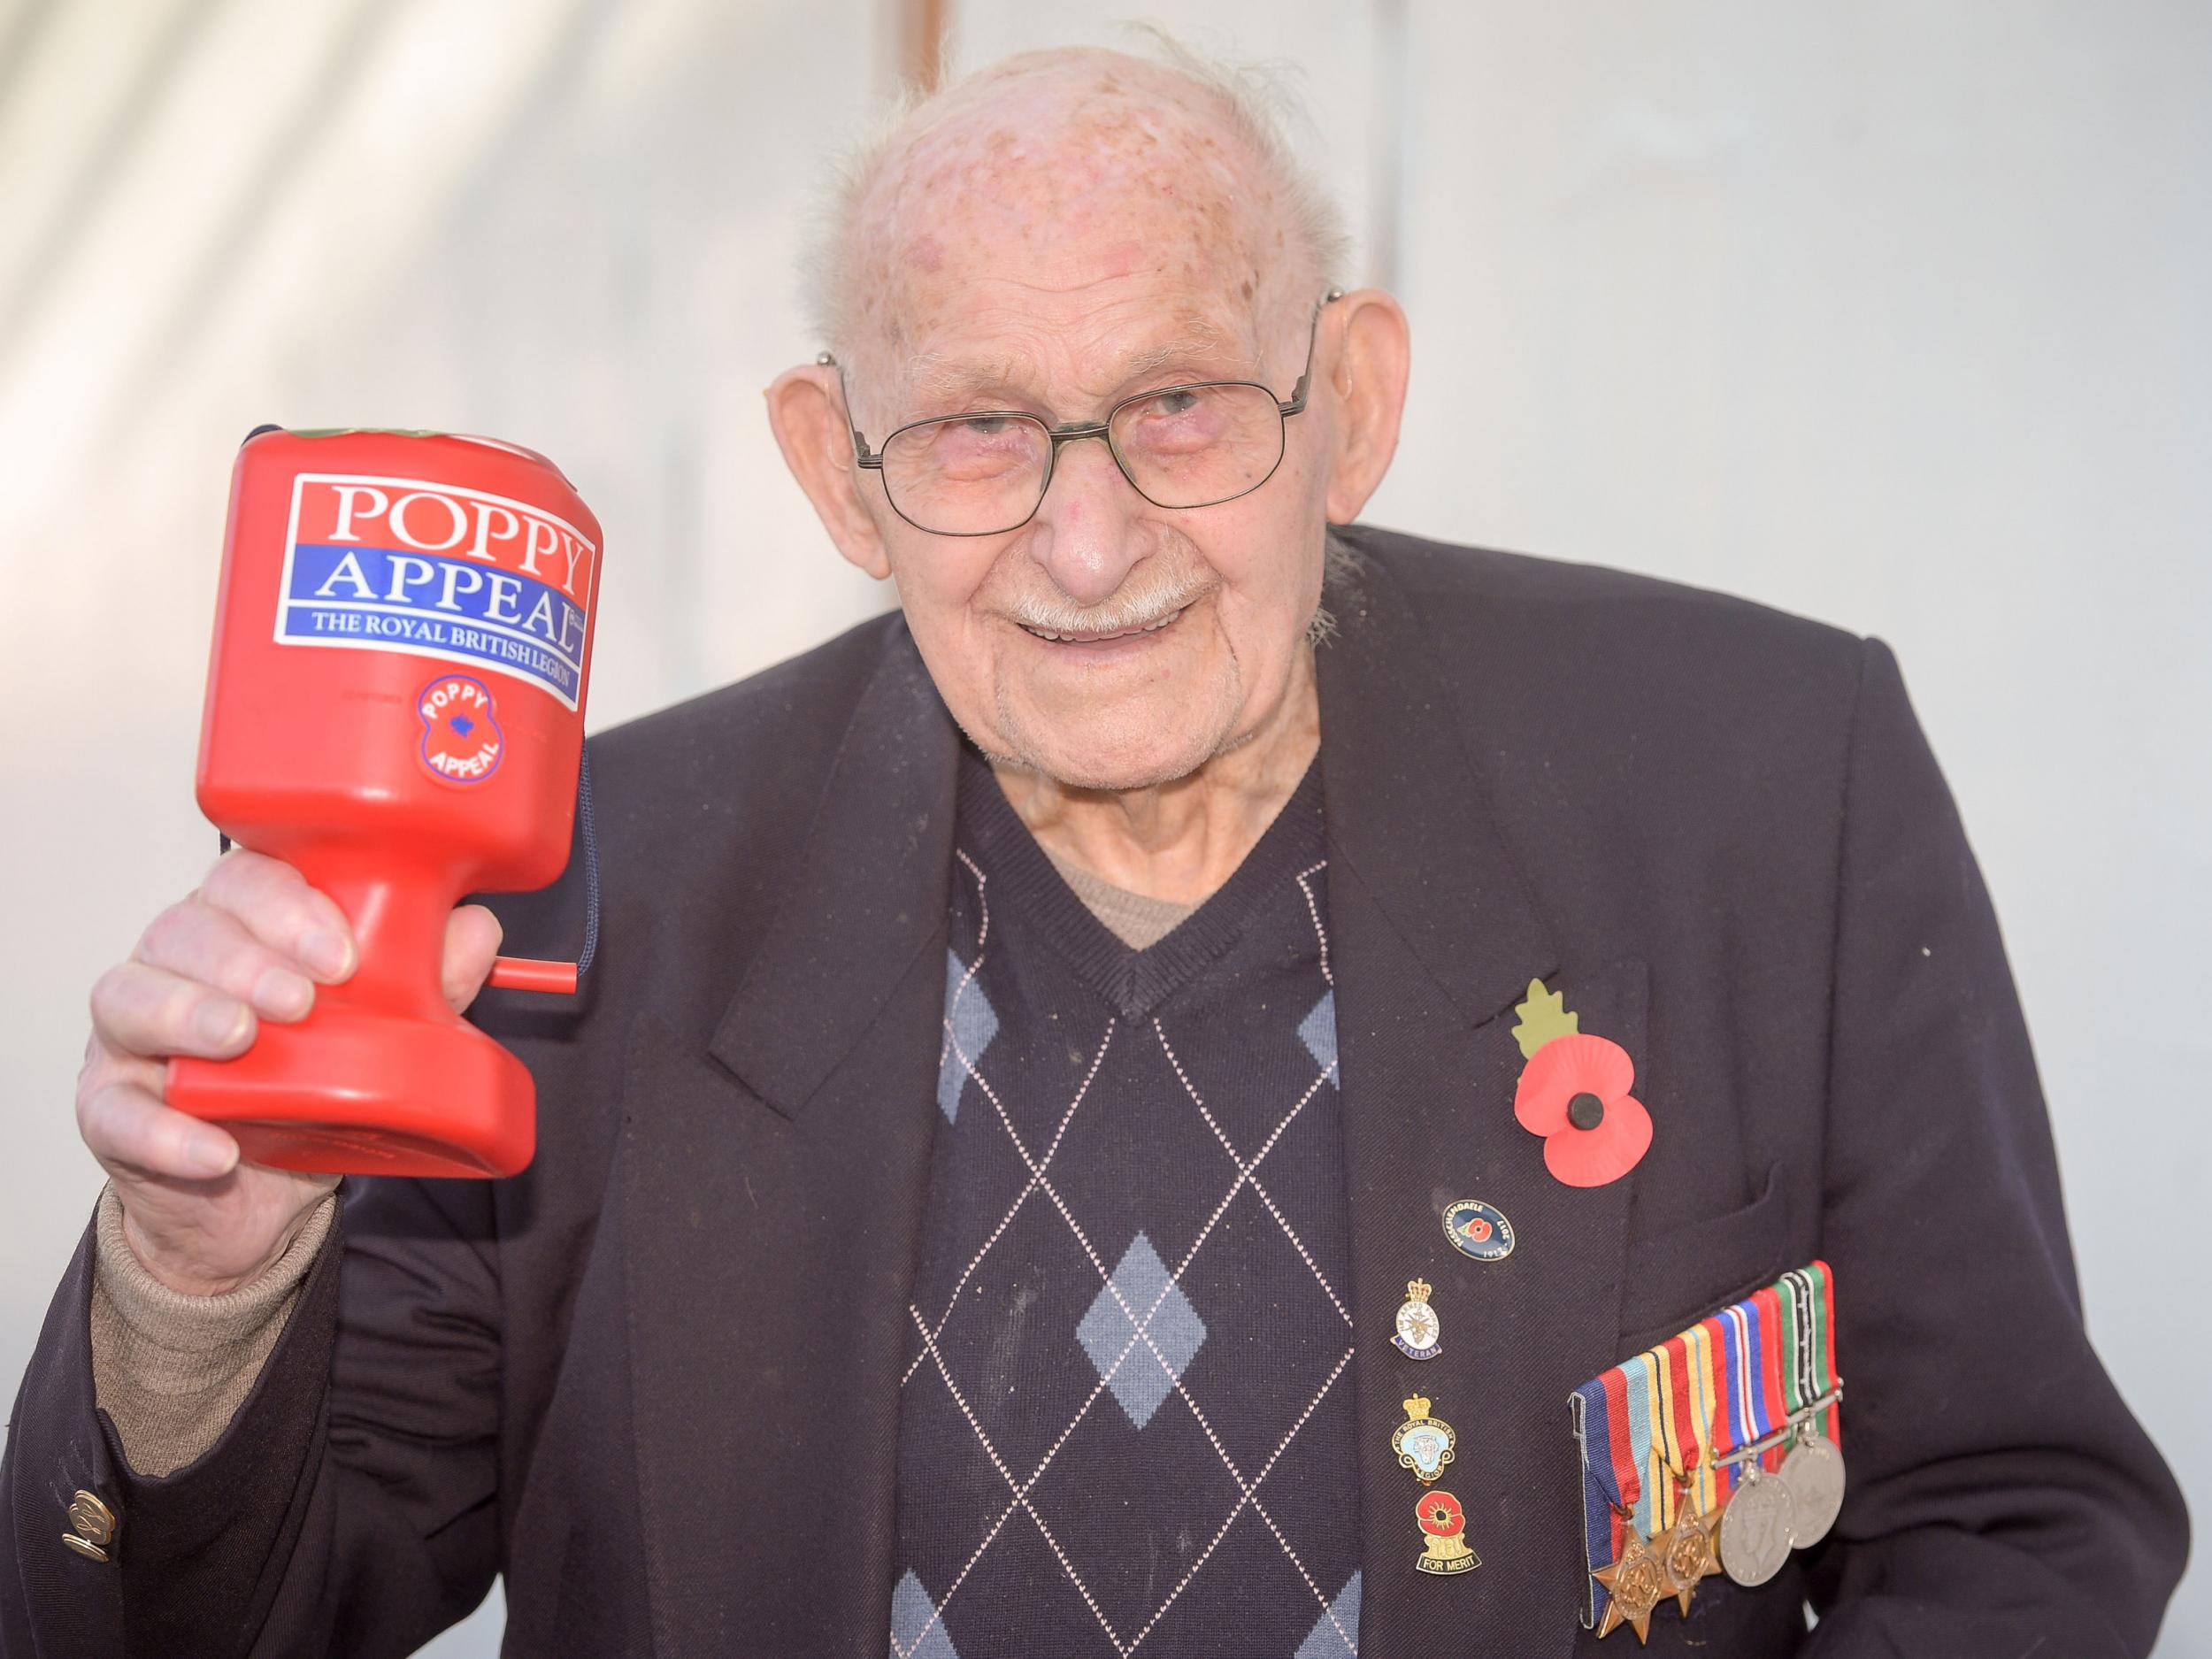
137;900;200;961
88;963;147;1033
88;964;121;1020
76;1079;132;1149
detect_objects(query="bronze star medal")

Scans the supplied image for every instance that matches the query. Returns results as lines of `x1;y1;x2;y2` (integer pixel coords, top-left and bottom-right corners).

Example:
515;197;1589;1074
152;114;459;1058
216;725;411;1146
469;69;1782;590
1591;1523;1671;1642
1653;1500;1724;1616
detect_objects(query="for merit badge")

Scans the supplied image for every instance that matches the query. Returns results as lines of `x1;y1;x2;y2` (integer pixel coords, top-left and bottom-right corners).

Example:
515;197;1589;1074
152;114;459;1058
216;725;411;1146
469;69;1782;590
1413;1489;1479;1576
1393;1279;1441;1360
1391;1395;1456;1484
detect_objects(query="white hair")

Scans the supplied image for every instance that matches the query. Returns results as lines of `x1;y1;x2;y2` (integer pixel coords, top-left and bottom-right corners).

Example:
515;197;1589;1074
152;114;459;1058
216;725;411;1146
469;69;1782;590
800;28;1353;365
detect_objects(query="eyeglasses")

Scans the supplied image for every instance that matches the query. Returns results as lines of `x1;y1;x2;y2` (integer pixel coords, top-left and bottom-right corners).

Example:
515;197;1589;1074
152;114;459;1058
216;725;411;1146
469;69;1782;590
821;289;1344;537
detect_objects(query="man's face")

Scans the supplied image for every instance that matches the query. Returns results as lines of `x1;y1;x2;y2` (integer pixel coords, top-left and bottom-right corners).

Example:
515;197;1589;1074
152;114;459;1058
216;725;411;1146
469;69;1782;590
840;77;1337;791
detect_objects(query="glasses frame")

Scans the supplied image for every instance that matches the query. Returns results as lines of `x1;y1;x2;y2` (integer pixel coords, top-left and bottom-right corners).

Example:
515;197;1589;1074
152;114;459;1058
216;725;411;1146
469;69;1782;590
820;288;1345;537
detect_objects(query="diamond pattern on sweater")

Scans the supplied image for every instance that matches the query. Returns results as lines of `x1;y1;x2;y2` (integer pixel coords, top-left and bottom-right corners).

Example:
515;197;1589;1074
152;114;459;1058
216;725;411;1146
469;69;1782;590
889;1570;961;1659
1297;991;1338;1073
1077;1233;1207;1429
1294;1572;1361;1659
895;758;1357;1657
939;948;999;1123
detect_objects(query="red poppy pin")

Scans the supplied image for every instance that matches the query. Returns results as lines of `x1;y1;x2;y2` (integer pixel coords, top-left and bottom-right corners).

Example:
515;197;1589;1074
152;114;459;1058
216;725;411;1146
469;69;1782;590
1510;979;1651;1187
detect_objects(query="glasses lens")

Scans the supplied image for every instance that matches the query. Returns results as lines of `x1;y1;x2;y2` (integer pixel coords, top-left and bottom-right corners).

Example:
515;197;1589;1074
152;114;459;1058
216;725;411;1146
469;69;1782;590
880;414;1050;534
1110;384;1285;508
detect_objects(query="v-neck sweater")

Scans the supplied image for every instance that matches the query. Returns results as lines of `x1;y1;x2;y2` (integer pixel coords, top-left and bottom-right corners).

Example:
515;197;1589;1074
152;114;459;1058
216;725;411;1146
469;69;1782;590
889;748;1364;1658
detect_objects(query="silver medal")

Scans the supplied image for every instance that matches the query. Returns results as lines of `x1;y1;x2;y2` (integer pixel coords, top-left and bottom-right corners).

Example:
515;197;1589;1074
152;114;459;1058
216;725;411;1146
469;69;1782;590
1717;1466;1796;1587
1778;1430;1847;1547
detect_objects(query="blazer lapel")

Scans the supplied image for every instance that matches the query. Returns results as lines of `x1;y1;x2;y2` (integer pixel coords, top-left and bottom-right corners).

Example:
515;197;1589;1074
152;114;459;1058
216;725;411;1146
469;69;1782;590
621;627;959;1657
1319;556;1645;1658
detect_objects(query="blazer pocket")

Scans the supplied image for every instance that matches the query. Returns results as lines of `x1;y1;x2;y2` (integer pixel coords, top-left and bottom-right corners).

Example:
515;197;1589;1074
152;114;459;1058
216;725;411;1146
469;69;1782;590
1613;1161;1790;1356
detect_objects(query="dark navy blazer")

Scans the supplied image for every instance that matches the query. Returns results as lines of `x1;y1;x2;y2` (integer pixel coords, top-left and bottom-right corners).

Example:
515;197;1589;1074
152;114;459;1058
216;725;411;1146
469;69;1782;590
4;527;2186;1656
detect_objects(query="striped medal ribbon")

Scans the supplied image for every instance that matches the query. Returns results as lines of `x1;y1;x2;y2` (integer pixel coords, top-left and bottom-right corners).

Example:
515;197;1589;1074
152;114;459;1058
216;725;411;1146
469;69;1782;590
1650;1329;1725;1617
1715;1286;1798;1586
1573;1348;1672;1640
1776;1263;1847;1545
1571;1263;1844;1622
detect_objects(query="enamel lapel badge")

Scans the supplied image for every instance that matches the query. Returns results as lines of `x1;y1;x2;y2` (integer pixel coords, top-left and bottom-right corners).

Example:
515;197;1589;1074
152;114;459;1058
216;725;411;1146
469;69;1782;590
1414;1489;1480;1576
1391;1395;1457;1484
1440;1198;1515;1262
1393;1279;1442;1360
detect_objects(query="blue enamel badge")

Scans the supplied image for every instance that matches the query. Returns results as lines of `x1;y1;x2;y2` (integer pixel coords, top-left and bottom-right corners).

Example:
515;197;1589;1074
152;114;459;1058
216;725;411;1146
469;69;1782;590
1441;1199;1515;1262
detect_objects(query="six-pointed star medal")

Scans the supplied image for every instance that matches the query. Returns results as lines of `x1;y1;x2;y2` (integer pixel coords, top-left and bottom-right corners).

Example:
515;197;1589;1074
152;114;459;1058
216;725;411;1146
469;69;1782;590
1592;1525;1671;1643
1653;1500;1725;1616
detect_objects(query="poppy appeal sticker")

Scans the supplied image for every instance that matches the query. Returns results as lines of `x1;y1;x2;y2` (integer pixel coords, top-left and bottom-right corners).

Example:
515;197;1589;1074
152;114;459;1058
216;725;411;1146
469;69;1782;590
1509;979;1651;1187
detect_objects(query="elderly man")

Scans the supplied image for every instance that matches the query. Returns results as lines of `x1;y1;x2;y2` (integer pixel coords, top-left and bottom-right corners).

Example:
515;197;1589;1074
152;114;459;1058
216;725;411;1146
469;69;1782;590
2;42;2185;1659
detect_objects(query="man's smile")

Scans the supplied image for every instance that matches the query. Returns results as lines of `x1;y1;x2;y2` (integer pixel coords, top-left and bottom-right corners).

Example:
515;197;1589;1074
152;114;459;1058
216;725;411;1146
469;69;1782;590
1014;603;1189;647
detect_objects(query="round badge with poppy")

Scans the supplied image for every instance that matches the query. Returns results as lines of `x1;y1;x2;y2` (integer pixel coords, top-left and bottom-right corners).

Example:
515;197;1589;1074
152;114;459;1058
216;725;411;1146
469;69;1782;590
1441;1198;1516;1262
1509;978;1653;1187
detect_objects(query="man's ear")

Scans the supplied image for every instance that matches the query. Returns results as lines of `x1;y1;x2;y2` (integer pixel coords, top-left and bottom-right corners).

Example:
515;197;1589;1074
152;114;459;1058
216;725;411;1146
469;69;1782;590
765;364;892;580
1320;288;1411;526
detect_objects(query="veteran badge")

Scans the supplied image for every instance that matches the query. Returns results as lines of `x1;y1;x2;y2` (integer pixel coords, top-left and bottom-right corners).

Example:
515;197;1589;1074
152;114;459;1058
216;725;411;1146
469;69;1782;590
1392;1278;1441;1360
1413;1489;1479;1576
1441;1198;1515;1262
1391;1395;1457;1484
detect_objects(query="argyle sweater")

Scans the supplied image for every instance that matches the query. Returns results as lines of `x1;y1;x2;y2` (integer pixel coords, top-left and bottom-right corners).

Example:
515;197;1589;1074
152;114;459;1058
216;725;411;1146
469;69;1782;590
891;749;1363;1659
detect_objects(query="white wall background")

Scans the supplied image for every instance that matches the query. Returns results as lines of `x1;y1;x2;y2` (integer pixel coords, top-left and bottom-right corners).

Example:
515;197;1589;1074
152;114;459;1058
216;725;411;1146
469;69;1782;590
1;4;2203;1654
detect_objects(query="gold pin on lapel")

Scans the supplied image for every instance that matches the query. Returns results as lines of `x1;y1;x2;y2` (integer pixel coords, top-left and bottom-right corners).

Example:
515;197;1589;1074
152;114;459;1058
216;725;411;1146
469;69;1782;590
1413;1489;1480;1576
1391;1395;1457;1484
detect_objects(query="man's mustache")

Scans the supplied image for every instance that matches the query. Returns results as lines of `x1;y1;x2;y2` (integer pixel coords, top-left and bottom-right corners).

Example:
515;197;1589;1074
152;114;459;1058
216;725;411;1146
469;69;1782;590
996;569;1218;637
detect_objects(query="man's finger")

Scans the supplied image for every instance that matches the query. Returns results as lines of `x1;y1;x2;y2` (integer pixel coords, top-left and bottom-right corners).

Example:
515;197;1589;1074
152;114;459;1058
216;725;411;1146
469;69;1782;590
199;849;357;982
134;901;319;1024
443;904;504;1012
91;959;256;1062
79;1077;239;1181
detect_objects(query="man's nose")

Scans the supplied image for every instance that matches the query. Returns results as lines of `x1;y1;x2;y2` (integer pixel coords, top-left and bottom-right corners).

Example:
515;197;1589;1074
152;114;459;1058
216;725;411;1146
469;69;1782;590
1024;435;1145;608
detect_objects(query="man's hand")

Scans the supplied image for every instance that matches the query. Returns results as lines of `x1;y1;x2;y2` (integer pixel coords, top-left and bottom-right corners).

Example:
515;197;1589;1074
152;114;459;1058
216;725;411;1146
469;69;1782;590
78;849;503;1296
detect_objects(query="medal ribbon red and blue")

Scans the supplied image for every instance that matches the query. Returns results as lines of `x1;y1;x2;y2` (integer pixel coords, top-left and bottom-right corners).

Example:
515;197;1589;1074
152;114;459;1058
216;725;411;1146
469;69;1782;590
1570;1262;1840;1630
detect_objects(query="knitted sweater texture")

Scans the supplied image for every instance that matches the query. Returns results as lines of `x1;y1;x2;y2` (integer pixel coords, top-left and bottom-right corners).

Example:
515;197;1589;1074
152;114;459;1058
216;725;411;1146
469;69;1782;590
892;750;1363;1658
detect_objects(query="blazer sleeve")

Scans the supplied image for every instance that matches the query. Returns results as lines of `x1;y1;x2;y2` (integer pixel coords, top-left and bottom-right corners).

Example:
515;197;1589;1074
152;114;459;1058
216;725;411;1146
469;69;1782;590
1803;637;2188;1655
2;1174;503;1659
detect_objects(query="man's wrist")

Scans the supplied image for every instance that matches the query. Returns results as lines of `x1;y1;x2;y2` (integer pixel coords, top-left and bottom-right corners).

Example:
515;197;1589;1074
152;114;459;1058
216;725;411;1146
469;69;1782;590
99;1186;336;1325
117;1201;317;1298
91;1184;340;1477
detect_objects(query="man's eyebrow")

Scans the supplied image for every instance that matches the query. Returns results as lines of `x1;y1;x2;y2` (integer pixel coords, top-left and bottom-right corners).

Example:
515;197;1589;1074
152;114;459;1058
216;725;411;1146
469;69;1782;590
897;322;1252;416
902;355;1033;409
1114;328;1244;383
